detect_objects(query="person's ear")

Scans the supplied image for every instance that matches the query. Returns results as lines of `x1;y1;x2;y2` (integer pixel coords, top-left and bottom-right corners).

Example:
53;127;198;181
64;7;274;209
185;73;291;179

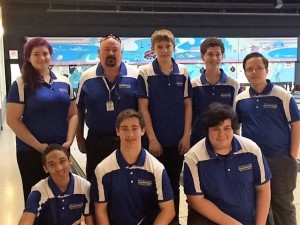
141;128;145;136
116;128;120;136
43;165;49;173
69;157;73;165
151;46;155;53
201;53;205;61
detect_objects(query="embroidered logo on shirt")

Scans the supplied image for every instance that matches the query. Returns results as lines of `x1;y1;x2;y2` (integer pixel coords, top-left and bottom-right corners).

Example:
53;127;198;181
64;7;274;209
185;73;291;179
119;84;131;88
69;203;84;210
263;103;277;109
176;81;184;86
220;93;232;98
138;179;152;186
59;88;68;93
238;163;252;172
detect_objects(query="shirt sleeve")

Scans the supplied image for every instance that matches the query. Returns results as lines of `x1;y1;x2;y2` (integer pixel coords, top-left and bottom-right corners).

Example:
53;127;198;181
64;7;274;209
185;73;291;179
23;190;42;215
183;154;203;195
7;80;24;103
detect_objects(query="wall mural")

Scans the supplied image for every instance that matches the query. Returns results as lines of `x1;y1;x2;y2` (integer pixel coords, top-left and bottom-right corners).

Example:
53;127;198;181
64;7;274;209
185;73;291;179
28;37;297;90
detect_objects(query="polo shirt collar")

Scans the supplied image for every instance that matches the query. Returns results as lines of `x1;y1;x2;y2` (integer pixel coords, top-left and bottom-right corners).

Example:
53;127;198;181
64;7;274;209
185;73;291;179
249;79;273;97
205;135;242;159
96;62;128;77
116;148;146;169
48;172;74;197
152;58;179;75
50;71;57;80
200;68;227;84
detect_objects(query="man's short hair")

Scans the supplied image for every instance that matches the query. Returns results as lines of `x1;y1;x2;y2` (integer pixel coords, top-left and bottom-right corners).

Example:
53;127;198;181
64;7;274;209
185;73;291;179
116;109;146;130
203;102;239;133
42;144;70;165
200;37;225;55
242;52;269;71
151;29;175;47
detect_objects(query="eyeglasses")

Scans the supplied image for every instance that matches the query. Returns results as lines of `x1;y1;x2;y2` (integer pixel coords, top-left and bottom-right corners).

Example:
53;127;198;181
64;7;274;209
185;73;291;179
245;66;266;74
100;34;121;44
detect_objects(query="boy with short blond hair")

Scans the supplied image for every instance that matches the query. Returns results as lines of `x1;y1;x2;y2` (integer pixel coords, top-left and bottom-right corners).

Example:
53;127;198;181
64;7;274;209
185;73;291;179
137;29;192;222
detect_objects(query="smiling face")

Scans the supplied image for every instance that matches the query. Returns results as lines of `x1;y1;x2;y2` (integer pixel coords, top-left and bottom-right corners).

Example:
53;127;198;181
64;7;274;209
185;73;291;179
116;117;145;149
201;46;223;69
208;119;233;153
28;46;52;73
43;150;72;184
99;38;122;68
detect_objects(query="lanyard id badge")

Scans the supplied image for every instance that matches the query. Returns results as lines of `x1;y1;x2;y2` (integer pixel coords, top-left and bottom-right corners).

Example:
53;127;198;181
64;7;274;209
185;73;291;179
103;77;117;112
106;100;114;111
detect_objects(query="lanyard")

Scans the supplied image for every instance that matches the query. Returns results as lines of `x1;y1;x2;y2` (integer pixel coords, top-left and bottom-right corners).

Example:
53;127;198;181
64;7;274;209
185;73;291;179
102;77;117;101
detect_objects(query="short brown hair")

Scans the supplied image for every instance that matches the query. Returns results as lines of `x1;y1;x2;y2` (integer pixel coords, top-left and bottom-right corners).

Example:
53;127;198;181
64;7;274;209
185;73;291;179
115;109;146;130
200;37;225;55
151;29;175;47
42;144;70;165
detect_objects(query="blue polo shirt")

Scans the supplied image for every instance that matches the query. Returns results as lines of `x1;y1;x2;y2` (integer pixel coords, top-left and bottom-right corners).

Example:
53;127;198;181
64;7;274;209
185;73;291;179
91;148;173;225
191;69;240;145
76;62;138;136
234;80;300;157
24;173;92;225
7;73;75;152
137;58;192;147
184;135;271;225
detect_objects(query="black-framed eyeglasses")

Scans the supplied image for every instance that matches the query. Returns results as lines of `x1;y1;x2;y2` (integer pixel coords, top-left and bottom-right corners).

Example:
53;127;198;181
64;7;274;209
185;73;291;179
245;66;266;74
100;34;121;44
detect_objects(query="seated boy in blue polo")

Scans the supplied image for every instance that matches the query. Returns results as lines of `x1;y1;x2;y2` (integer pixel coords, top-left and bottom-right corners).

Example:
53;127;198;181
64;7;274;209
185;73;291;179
91;109;176;225
18;144;95;225
184;103;271;225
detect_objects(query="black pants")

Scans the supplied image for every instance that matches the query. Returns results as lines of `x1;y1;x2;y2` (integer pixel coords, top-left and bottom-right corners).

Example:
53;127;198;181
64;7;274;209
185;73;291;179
140;210;180;225
17;150;48;204
266;155;298;225
187;207;217;225
157;147;184;221
85;131;120;181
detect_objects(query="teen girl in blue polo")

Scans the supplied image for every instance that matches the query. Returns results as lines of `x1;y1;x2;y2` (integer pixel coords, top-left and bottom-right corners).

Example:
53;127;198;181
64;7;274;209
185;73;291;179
6;38;78;203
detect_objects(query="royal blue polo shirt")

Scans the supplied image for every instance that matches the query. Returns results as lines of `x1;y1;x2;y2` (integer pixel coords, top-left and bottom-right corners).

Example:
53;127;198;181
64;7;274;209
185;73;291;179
184;135;271;225
7;72;75;151
91;148;173;225
234;80;300;157
137;58;192;147
76;62;138;136
191;69;240;145
24;173;92;225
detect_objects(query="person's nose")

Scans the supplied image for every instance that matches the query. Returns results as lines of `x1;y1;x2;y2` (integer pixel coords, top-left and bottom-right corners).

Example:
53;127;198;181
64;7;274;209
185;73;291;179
218;130;225;137
128;130;134;137
39;55;45;61
56;164;63;171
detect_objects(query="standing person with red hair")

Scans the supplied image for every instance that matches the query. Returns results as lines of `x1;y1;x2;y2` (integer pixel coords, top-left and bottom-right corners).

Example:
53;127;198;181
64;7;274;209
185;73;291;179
6;37;78;204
